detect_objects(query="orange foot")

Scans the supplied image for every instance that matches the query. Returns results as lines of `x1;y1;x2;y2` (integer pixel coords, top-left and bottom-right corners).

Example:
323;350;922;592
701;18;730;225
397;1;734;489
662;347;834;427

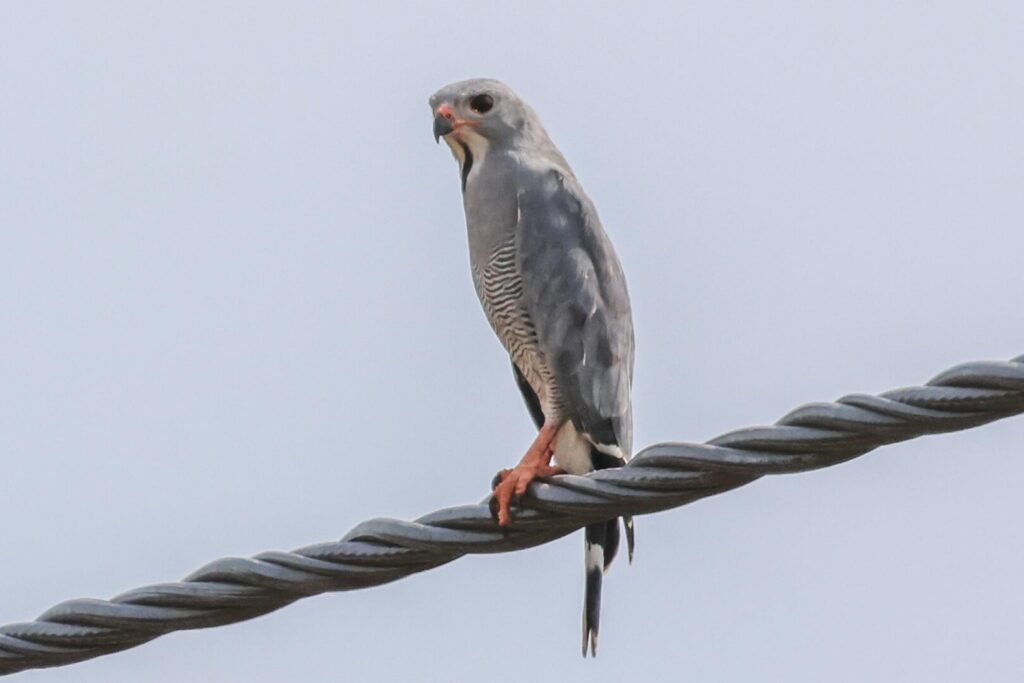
488;422;563;526
490;461;564;526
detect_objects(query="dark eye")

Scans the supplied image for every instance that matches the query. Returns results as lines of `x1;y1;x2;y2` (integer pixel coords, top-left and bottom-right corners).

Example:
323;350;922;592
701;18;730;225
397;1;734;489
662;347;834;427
469;93;494;114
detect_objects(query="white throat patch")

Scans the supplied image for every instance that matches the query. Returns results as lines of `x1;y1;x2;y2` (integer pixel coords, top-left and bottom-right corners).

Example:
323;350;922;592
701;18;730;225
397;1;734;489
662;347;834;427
444;128;490;189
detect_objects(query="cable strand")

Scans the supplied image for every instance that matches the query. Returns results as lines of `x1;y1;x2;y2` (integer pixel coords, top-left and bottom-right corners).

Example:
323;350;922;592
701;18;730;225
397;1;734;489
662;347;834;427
1;353;1021;676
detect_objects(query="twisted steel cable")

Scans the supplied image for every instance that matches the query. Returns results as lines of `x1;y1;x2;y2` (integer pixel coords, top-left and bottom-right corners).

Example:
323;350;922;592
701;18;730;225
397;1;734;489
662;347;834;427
2;354;1023;676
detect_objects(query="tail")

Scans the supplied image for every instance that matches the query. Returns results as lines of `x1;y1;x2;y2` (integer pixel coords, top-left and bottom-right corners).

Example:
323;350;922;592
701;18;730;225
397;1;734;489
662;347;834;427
582;519;617;657
582;453;636;657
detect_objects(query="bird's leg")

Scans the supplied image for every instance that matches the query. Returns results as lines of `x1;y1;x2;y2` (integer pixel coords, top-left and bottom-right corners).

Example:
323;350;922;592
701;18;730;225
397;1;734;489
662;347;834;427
491;422;564;526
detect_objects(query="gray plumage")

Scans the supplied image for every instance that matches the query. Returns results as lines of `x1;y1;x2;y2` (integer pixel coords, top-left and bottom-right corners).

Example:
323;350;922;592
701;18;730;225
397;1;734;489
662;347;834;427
430;78;635;656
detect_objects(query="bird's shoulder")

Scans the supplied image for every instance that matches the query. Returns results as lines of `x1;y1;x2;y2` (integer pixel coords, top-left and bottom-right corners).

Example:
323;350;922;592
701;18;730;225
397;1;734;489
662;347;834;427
512;161;634;448
514;165;598;259
512;164;630;322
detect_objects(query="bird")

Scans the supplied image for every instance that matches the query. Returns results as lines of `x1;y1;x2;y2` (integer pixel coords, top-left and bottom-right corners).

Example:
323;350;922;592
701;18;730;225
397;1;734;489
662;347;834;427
429;78;635;657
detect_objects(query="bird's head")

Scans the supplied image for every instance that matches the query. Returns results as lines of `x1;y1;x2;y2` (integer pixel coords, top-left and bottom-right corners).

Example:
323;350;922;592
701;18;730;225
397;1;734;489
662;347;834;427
428;78;535;154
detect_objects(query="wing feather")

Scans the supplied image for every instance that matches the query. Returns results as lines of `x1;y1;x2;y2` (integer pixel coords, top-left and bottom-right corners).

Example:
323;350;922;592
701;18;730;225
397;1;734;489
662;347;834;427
516;170;634;454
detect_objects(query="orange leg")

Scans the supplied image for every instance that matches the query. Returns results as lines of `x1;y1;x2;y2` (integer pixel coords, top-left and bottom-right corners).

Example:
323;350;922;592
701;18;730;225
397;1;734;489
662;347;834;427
491;422;565;526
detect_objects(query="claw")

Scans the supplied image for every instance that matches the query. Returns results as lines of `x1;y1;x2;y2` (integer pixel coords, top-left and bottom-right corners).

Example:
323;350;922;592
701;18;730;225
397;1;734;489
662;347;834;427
488;422;563;527
490;462;564;526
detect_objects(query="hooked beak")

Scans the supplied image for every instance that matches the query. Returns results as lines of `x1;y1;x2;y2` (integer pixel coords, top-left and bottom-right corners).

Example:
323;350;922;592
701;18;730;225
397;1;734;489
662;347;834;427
433;112;454;143
432;102;477;143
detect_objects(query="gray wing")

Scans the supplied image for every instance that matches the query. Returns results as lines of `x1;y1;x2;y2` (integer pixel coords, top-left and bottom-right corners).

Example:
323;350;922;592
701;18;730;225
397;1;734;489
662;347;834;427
516;170;634;456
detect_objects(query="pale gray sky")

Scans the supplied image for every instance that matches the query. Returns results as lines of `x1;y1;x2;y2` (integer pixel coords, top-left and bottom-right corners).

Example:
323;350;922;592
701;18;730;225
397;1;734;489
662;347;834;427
2;2;1023;682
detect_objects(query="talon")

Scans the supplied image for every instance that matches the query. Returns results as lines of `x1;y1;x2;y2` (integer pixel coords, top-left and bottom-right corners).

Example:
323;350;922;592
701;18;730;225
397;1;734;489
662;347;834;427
488;422;564;527
494;476;517;526
489;462;565;527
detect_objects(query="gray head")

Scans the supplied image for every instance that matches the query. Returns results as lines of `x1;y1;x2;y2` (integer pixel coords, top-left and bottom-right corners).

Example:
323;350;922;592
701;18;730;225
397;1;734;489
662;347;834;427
429;78;551;154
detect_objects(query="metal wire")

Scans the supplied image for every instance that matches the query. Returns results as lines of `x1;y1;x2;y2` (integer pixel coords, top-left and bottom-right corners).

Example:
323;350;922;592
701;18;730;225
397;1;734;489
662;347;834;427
2;354;1022;676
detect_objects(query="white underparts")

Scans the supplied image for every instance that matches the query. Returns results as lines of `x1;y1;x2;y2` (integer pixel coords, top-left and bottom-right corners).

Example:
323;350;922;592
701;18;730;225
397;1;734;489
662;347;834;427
553;421;593;475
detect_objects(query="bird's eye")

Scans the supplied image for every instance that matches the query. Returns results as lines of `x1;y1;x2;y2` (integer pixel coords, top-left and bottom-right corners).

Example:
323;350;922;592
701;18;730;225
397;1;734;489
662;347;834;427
469;94;494;114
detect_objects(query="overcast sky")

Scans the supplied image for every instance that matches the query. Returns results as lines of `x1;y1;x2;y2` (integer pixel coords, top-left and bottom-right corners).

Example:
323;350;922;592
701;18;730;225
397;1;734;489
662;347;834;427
2;2;1023;682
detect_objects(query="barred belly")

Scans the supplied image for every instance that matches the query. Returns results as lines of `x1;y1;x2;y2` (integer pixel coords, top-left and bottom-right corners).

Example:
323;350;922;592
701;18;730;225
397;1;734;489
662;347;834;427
472;239;564;421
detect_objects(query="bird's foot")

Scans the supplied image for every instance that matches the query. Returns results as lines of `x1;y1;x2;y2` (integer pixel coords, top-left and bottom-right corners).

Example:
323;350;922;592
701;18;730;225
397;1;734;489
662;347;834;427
490;462;564;526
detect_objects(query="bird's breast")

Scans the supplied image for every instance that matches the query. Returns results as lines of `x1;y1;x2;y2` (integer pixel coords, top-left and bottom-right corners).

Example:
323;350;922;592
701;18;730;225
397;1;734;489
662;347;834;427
472;238;565;421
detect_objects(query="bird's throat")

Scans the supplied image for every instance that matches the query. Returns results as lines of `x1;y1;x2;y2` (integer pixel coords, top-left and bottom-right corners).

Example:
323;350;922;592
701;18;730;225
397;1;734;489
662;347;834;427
457;140;473;193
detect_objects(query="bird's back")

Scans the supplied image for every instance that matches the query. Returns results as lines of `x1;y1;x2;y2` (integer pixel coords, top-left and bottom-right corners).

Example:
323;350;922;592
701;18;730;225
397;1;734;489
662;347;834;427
465;151;633;450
